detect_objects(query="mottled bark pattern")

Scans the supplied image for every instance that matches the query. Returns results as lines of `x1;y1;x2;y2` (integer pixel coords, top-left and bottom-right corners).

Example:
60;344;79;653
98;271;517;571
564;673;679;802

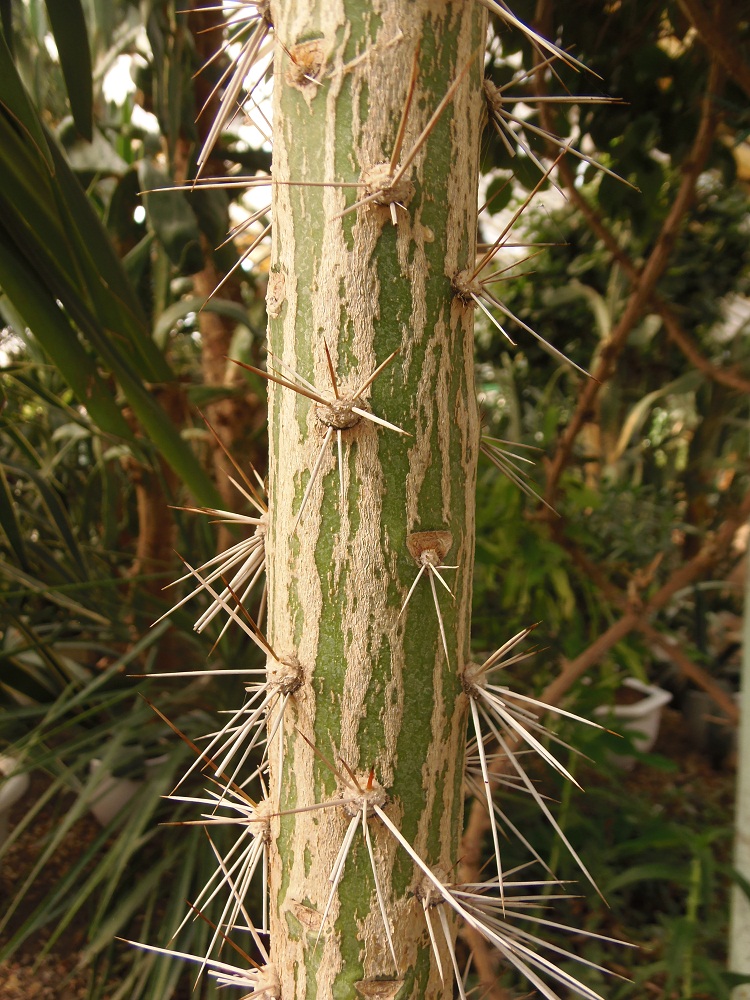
266;3;485;996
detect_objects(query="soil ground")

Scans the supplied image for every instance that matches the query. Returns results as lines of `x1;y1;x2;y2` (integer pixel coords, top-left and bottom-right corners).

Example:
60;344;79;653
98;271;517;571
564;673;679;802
0;772;118;1000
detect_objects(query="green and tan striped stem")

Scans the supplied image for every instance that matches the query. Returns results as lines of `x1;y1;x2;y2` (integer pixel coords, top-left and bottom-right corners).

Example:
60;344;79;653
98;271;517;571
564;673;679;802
266;3;485;996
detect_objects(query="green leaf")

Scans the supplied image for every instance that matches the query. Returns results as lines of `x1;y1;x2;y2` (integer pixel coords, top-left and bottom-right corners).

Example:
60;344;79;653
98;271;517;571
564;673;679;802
81;851;174;958
44;0;93;140
634;155;663;206
732;867;750;902
44;139;165;379
121;232;154;286
185;382;249;408
0;231;134;439
0;80;161;379
4;461;88;579
484;174;513;215
153;295;251;350
107;168;144;244
0;657;58;703
513;153;546;191
0;25;53;170
6;366;93;431
138;160;204;275
1;616;83;698
0;462;28;570
190;184;233;250
607;862;690;893
0;562;110;625
612;370;702;463
58;120;129;176
41;758;175;955
0;1;12;55
0;110;222;506
724;971;750;989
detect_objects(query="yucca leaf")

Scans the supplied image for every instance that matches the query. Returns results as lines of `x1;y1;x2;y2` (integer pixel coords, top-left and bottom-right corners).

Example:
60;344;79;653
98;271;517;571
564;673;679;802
0;767;103;946
44;0;93;141
0;657;58;703
0;2;12;54
0;230;134;439
0;27;53;169
42;769;173;956
0;462;28;570
90;759;179;922
153;295;253;351
46;139;166;380
0;51;224;506
0;418;44;467
138;160;204;276
141;829;220;997
83;852;175;959
0;122;89;298
28;622;171;734
6;366;93;431
0;562;111;625
4;461;88;578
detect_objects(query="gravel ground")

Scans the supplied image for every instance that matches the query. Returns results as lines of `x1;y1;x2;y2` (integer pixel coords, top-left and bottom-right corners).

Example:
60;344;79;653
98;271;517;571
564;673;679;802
0;773;117;1000
0;959;98;1000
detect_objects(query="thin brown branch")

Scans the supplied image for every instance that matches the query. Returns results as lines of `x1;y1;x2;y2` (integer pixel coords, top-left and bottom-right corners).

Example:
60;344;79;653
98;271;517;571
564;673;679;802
542;58;724;507
461;488;750;882
660;306;750;394
678;0;750;101
551;521;741;723
639;622;739;724
541;488;750;705
540;614;639;709
546;131;750;396
460;925;514;1000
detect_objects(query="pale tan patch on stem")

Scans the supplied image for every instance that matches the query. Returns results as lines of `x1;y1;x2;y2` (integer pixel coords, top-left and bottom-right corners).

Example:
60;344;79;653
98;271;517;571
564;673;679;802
266;269;286;319
355;980;404;999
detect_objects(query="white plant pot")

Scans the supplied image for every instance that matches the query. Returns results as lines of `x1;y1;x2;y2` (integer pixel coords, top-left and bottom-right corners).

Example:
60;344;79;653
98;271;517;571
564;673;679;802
595;677;673;769
0;755;30;847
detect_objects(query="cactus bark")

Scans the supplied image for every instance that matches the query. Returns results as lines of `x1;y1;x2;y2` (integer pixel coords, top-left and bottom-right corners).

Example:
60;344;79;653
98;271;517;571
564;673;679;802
266;2;486;995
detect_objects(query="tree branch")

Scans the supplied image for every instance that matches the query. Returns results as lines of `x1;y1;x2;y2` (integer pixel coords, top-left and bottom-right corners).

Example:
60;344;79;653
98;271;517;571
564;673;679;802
638;621;739;724
541;488;750;704
546;134;750;396
678;0;750;101
462;488;750;882
542;58;724;507
660;305;750;394
550;520;741;723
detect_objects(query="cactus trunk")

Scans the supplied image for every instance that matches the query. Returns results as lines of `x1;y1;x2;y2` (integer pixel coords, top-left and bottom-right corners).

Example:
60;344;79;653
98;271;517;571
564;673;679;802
266;2;485;995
